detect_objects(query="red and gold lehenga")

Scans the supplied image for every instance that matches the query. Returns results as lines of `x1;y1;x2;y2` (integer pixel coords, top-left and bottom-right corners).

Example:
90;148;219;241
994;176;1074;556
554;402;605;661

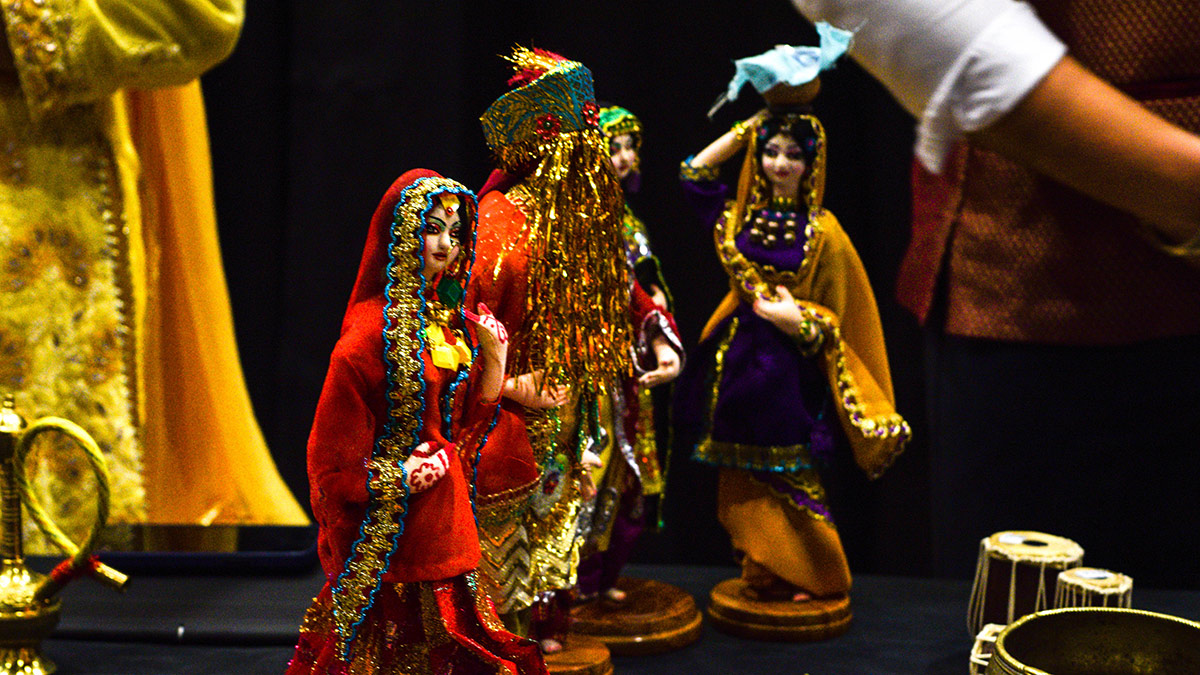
286;170;545;675
467;48;638;632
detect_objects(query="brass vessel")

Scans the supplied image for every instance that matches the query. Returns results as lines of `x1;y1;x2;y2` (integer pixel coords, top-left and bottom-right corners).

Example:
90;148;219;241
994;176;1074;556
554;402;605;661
0;396;128;675
988;607;1200;675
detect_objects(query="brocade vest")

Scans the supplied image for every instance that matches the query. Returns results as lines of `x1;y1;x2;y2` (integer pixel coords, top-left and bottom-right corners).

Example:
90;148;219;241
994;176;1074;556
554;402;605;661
897;0;1200;344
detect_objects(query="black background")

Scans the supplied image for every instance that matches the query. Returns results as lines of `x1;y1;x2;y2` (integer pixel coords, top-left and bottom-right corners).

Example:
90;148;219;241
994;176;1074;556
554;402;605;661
201;1;930;577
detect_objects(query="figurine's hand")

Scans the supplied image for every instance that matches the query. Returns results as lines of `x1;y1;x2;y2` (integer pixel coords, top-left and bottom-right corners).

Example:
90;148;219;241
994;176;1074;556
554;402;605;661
639;336;681;388
403;442;451;494
648;284;669;311
753;285;808;338
747;108;770;127
578;450;603;501
581;449;604;470
502;371;570;409
465;302;508;361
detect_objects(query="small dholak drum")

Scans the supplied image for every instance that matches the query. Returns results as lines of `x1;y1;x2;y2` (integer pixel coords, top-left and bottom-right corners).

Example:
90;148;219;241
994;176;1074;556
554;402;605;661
1054;567;1133;610
968;623;1005;675
968;531;1084;636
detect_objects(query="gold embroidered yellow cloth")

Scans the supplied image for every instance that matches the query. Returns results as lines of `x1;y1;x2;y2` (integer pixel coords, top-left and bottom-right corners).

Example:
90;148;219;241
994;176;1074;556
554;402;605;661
0;0;306;552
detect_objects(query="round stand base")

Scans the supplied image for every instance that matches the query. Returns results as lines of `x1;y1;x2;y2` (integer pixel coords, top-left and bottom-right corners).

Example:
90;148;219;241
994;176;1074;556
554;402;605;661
706;578;851;642
0;646;56;675
543;635;612;675
570;577;703;655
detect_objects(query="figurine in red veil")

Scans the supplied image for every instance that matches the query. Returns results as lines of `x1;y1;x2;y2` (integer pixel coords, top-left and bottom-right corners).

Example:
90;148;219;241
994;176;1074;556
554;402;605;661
286;170;546;674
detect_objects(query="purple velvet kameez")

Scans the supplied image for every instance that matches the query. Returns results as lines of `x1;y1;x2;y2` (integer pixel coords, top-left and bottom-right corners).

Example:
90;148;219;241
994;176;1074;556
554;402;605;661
675;178;836;477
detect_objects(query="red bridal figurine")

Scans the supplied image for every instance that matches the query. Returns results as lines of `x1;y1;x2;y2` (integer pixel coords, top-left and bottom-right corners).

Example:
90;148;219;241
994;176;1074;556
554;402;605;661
286;170;545;675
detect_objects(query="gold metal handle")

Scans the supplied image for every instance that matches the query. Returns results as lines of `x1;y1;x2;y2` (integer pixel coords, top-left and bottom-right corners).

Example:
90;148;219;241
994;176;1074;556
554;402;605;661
13;417;128;599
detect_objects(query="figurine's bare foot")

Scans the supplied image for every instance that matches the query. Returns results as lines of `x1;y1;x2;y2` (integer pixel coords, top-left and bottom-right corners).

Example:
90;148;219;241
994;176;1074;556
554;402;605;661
539;638;563;654
791;591;812;602
602;587;627;603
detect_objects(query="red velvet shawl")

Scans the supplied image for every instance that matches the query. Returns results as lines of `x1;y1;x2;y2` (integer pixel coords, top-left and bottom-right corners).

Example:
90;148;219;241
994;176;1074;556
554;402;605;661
307;170;489;586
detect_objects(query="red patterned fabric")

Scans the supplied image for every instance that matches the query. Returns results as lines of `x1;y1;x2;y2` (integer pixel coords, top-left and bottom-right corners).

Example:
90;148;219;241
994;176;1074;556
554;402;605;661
296;171;545;674
898;0;1200;344
309;316;485;583
308;170;487;584
287;576;546;675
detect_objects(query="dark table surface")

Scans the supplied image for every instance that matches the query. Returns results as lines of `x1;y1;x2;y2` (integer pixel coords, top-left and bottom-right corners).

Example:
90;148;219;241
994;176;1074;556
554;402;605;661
35;562;1200;675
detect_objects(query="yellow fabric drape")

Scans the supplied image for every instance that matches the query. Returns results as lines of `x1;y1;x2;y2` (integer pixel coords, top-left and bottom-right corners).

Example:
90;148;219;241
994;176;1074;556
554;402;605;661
718;469;851;597
1;0;305;550
129;82;307;525
3;0;244;118
701;210;908;478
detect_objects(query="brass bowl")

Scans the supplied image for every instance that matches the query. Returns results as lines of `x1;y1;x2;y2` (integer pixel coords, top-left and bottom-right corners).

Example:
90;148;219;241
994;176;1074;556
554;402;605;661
988;607;1200;675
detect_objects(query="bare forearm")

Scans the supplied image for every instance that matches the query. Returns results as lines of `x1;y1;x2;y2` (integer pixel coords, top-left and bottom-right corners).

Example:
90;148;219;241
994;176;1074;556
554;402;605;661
969;56;1200;243
477;354;506;402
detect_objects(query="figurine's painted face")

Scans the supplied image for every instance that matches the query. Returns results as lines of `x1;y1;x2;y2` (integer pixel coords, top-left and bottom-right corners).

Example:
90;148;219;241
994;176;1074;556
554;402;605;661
761;133;806;199
422;199;462;280
608;133;638;181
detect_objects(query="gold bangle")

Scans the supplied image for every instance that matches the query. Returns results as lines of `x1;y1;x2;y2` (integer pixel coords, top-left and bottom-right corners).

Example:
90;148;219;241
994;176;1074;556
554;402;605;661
789;317;824;357
680;158;720;182
731;120;751;143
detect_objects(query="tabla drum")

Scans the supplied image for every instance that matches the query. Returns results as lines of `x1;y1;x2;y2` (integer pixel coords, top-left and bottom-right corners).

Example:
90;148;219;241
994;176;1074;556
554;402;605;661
1054;567;1133;610
967;531;1084;636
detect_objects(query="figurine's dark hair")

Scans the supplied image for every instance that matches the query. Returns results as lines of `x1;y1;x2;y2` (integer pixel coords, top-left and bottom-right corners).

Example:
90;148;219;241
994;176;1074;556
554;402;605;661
757;115;820;168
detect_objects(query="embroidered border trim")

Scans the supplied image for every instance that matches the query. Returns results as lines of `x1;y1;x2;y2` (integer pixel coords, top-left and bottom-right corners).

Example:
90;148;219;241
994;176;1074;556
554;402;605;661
2;0;75;115
694;438;813;473
800;304;911;479
331;177;479;661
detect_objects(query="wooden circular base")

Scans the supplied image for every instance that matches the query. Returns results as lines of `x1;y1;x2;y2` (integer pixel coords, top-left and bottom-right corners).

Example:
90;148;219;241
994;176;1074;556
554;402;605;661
706;578;852;642
570;577;703;656
543;635;612;675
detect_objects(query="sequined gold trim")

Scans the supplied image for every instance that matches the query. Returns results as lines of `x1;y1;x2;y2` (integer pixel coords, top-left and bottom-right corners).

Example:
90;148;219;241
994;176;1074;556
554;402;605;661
478;516;532;614
705;316;737;426
332;176;478;660
694;438;812;473
100;136;139;444
633;385;663;495
526;461;584;596
715;202;823;305
292;576;516;675
800;303;911;478
757;467;831;523
474;474;539;529
679;159;719;182
524;393;587;599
